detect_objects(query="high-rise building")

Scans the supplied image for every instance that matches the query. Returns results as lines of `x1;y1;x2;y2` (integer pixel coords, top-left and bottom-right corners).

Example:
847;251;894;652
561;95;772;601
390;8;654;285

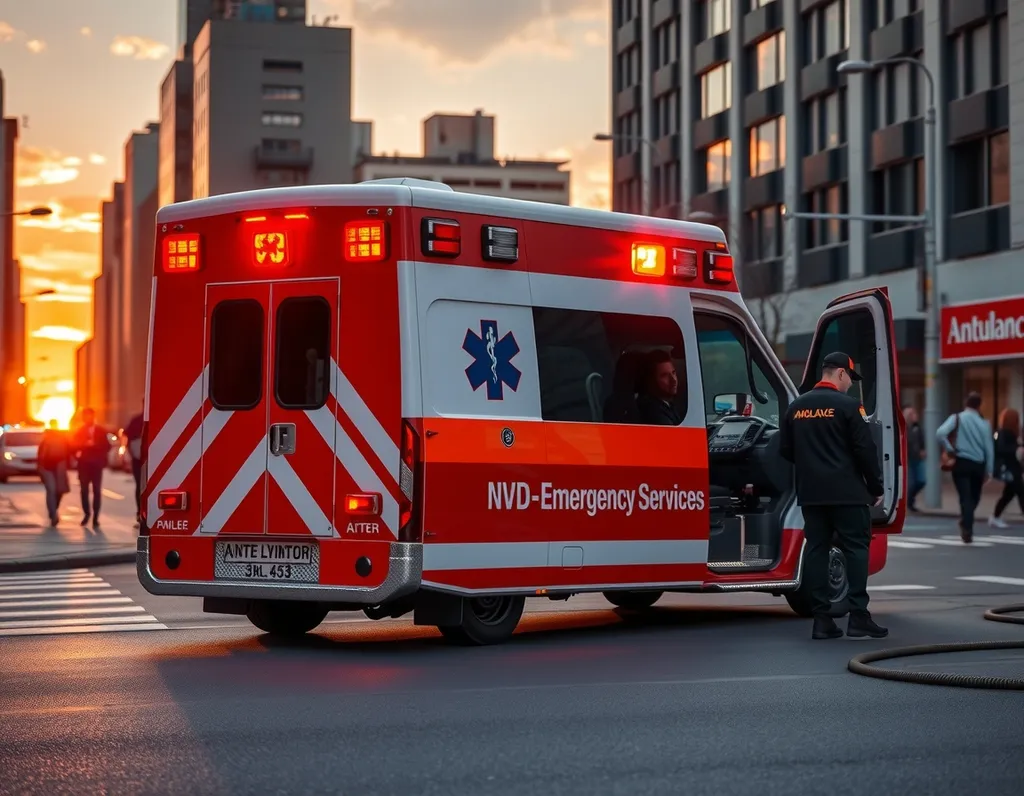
354;111;572;204
0;72;25;423
177;0;306;50
191;18;353;198
158;52;194;208
609;0;1022;418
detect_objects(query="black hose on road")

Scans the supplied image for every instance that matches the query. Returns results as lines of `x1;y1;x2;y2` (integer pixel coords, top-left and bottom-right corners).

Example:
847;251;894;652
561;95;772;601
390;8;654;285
847;604;1024;690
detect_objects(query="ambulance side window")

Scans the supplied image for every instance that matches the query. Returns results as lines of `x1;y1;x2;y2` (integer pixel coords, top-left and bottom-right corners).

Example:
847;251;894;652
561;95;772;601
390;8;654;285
209;299;264;411
532;307;687;425
693;313;782;425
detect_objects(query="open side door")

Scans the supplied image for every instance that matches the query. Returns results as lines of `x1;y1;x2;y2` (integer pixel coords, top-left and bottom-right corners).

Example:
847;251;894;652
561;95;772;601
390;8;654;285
798;288;906;533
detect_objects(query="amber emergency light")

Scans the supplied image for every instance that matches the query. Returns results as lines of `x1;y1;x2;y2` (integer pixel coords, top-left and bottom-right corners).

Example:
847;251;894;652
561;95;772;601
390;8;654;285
163;233;201;272
631;243;666;277
253;231;290;267
344;220;388;262
345;493;381;515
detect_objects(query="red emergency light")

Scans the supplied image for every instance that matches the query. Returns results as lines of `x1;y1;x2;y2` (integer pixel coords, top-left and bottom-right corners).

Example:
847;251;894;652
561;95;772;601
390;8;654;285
345;493;381;515
157;490;189;511
253;231;290;267
162;233;201;272
344;220;388;262
421;218;461;257
704;250;734;284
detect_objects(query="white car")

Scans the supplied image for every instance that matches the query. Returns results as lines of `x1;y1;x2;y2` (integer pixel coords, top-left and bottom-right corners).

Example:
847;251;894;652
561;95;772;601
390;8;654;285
0;427;45;483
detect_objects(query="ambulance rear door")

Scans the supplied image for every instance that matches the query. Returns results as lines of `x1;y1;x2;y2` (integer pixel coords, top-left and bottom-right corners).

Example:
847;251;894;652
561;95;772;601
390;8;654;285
798;287;906;532
198;278;339;540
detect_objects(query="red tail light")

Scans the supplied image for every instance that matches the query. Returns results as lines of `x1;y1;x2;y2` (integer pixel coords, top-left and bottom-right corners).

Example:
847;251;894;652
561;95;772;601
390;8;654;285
345;493;381;515
158;490;189;511
398;420;423;543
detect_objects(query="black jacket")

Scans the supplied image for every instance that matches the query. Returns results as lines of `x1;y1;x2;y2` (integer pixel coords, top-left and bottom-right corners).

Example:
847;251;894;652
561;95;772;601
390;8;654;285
637;394;682;426
995;429;1021;476
778;383;884;506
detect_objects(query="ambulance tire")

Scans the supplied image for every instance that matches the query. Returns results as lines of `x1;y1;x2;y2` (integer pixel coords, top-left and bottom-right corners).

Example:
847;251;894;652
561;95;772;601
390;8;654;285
785;546;851;619
602;590;664;610
437;596;526;646
246;600;329;637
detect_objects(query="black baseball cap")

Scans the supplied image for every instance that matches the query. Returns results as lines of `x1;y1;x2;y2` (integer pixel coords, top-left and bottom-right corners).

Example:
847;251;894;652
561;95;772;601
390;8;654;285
822;351;862;381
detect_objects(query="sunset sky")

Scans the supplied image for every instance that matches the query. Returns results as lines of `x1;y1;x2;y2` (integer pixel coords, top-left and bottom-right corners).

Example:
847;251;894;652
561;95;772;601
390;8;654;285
1;0;610;420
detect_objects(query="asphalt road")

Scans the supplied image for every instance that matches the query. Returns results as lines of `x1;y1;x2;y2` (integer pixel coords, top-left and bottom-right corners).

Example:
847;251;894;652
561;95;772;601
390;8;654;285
1;516;1023;795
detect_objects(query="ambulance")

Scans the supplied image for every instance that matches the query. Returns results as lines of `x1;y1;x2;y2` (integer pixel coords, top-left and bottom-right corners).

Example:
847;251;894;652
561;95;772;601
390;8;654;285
137;177;907;645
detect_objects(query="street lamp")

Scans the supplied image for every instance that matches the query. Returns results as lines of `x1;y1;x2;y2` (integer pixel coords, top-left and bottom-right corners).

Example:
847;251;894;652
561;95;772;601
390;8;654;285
594;132;659;216
1;206;52;218
781;56;940;508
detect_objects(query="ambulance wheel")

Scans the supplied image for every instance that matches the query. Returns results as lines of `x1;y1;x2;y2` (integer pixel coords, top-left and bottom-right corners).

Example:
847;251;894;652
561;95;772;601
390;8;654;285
246;600;328;637
785;546;851;619
437;596;525;646
603;590;664;610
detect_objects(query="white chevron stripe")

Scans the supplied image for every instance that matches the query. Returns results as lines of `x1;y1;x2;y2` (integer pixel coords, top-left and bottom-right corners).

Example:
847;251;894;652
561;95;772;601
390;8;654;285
196;435;268;534
307;405;399;537
267;451;334;537
149;407;233;525
331;359;400;480
147;367;208;476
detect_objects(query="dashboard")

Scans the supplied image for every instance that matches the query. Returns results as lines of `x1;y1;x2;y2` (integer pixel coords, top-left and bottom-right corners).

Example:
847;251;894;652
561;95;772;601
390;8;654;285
707;416;791;494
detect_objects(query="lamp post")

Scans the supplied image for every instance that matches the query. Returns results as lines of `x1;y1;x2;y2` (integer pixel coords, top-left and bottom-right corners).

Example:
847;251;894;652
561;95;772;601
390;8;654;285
1;206;52;218
594;132;659;216
781;55;941;509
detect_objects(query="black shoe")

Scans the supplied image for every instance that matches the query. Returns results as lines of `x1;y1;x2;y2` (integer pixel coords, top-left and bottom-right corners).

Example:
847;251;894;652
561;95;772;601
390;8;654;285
959;523;973;544
812;616;843;640
847;613;888;639
80;515;90;526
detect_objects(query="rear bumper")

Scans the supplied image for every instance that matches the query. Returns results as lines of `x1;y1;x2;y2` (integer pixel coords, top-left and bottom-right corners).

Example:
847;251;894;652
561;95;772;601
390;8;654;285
136;536;423;604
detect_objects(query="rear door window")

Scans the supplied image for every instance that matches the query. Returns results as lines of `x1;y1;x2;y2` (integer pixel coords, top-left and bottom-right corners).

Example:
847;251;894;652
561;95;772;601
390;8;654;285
274;296;332;409
209;299;265;410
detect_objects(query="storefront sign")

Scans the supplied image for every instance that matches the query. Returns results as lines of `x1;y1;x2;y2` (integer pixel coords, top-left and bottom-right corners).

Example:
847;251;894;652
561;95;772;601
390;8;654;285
940;295;1024;362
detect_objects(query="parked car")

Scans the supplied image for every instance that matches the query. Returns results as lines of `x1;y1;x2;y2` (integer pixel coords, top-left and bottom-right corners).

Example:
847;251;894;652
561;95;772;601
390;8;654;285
0;426;45;483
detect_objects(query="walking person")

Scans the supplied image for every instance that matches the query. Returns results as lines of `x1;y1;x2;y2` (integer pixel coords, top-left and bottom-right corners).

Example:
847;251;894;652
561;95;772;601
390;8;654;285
903;405;926;512
988;407;1024;529
37;420;72;527
778;352;888;640
124;408;144;526
937;392;994;544
71;408;111;529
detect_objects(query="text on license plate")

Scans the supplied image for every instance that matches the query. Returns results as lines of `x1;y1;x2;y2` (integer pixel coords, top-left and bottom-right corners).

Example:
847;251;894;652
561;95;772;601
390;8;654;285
221;542;314;565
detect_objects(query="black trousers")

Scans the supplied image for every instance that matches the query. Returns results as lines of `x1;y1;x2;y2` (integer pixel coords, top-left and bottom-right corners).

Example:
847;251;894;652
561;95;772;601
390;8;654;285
131;457;143;518
79;462;104;520
802;504;872;618
994;471;1024;518
951;458;986;532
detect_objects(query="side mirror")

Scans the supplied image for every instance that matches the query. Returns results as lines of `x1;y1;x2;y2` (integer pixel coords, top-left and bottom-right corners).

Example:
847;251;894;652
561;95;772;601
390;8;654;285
713;393;752;417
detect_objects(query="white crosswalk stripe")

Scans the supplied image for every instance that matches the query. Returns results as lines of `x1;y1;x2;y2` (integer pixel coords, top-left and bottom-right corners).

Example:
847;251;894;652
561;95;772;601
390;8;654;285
888;534;1024;549
0;569;166;638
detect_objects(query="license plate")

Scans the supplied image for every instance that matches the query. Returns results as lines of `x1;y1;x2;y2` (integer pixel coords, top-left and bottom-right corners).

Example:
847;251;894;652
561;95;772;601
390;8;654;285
214;541;319;583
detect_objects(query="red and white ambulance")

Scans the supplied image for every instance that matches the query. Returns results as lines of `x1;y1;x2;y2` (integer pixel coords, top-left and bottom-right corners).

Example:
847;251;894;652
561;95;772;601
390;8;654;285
137;178;907;644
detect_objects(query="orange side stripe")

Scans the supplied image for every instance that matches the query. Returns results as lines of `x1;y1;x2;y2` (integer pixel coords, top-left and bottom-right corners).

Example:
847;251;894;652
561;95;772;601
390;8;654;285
422;418;708;467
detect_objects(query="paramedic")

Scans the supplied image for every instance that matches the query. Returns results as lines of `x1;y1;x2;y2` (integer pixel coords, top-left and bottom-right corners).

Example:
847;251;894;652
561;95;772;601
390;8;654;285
777;352;887;641
637;349;682;425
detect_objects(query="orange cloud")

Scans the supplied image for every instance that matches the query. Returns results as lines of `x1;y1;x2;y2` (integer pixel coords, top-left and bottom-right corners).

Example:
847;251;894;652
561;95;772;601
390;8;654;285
80;27;93;37
340;0;605;64
26;38;45;53
0;21;18;42
30;325;90;344
110;35;169;60
17;147;82;187
16;200;100;234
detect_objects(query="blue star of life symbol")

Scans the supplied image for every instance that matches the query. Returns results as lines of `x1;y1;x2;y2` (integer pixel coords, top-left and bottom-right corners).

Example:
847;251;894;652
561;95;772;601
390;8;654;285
463;320;521;401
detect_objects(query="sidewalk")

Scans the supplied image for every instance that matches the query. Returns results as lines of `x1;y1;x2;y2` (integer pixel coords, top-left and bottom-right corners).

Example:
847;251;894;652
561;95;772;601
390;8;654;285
0;475;139;573
915;474;1024;524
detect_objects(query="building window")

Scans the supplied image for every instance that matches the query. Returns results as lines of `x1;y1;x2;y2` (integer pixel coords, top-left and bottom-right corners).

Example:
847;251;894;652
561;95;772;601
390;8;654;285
262;112;303;128
746;204;783;261
754;31;786;90
871;160;921;232
653;19;679;68
263;59;303;73
950;132;1010;213
532;307;688;425
990;131;1009;205
806;91;844;154
700;62;732;118
749;0;776;9
996;15;1008;85
805;185;847;248
262;85;303;101
749;116;785;176
705;139;732;191
706;0;731;39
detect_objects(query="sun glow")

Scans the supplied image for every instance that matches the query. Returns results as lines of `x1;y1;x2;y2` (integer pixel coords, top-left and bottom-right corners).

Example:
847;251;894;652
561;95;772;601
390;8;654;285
36;397;75;430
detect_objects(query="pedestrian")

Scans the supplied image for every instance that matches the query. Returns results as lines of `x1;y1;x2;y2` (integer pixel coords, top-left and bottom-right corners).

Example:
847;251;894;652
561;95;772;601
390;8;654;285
988;407;1024;529
71;408;111;529
124;407;144;525
37;420;72;527
903;405;926;511
937;392;993;543
778;352;888;640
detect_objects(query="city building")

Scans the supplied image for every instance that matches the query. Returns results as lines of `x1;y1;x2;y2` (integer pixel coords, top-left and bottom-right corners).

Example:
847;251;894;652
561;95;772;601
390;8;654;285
0;71;25;424
158;53;194;208
354;110;571;204
191;18;353;198
609;0;1020;420
351;119;373;168
177;0;307;50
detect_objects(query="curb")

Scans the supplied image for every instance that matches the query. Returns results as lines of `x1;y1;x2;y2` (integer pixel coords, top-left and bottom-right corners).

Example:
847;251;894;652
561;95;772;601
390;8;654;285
0;550;137;574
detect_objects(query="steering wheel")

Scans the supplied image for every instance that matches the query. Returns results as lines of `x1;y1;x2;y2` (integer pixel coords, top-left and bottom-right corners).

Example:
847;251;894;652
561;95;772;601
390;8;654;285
711;415;771;454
